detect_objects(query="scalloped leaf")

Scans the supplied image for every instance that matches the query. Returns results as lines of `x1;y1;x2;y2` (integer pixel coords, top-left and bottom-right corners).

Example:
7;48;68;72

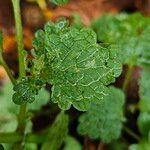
78;87;125;143
13;77;43;104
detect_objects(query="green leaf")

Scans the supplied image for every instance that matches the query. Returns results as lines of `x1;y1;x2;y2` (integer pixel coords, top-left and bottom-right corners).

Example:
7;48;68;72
32;18;122;111
129;141;150;150
63;136;82;150
92;13;150;66
49;0;68;5
28;88;50;111
78;87;125;143
12;73;50;108
42;112;69;150
12;77;43;105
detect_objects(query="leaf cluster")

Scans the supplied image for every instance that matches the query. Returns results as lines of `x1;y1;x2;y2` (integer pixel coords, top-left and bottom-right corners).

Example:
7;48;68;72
92;13;150;67
13;18;122;111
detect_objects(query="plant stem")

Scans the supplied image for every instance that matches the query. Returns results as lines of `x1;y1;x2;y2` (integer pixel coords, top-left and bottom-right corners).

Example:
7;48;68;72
0;133;22;143
122;64;134;92
27;133;47;143
17;104;27;132
12;0;27;131
0;56;16;85
122;59;141;141
12;0;25;77
36;0;47;10
97;142;105;150
12;0;27;148
123;126;141;142
0;133;47;143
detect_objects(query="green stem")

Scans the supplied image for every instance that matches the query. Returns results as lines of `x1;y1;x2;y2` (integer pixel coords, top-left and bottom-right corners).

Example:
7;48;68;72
0;133;48;143
27;133;48;143
12;0;25;77
122;64;134;92
122;60;140;141
12;0;27;148
0;55;16;85
0;133;22;143
17;104;27;132
123;126;141;142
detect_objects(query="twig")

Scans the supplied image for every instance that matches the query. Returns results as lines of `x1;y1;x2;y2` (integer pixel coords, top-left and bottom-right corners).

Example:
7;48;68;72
123;126;141;142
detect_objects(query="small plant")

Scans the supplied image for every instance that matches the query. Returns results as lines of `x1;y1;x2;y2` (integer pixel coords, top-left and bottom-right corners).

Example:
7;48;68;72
0;0;150;150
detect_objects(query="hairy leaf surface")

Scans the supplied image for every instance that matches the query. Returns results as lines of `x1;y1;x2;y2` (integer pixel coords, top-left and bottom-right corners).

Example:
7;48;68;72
78;87;125;143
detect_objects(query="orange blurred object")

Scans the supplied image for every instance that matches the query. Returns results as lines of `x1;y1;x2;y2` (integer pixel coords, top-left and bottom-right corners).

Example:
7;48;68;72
50;0;120;26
